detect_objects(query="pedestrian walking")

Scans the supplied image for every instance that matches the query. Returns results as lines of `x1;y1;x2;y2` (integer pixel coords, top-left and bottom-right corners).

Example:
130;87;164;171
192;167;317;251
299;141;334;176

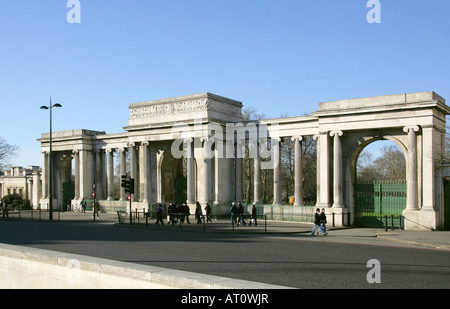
205;203;212;223
230;202;237;226
237;202;246;226
182;202;191;224
319;208;328;236
249;204;257;226
80;198;86;213
155;204;164;226
311;208;320;236
93;199;100;220
195;201;203;224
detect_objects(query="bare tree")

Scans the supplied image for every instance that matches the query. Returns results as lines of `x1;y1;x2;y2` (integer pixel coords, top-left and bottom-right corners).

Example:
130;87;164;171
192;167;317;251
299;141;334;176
357;145;405;181
0;137;19;172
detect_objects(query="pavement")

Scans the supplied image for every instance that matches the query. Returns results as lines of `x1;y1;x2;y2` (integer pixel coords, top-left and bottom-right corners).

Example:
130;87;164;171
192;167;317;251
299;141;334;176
4;210;449;251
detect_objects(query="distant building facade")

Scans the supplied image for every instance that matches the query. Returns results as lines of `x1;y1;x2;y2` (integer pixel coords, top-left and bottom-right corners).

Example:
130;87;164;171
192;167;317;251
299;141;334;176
0;166;41;208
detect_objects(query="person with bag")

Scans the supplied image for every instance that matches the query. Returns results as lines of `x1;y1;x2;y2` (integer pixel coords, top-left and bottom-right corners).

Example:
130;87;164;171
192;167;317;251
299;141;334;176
249;204;257;227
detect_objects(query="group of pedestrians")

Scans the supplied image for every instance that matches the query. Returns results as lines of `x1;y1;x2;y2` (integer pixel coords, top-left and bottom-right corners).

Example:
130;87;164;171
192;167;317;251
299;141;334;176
230;202;258;227
155;201;212;226
312;208;328;236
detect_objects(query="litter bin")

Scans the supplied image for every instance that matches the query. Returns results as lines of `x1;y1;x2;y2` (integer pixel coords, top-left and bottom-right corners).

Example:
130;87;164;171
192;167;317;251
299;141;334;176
289;196;294;205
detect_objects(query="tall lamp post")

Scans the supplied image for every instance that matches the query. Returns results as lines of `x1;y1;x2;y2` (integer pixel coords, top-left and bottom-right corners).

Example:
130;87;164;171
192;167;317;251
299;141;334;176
40;98;62;220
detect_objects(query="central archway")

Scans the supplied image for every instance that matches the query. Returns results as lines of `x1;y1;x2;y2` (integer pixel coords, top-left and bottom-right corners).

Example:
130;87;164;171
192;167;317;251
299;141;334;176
160;150;196;204
351;136;407;227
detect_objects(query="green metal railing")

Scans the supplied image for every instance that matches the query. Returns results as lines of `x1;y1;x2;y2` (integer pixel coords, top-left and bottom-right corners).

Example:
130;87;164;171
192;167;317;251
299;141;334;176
354;180;406;228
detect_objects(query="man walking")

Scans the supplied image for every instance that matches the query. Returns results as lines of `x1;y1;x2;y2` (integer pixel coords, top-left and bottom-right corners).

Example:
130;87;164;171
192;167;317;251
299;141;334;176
319;208;328;236
311;208;320;236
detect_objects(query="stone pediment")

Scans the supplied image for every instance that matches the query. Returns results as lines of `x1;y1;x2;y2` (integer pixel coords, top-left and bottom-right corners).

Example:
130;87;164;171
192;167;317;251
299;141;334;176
127;93;243;130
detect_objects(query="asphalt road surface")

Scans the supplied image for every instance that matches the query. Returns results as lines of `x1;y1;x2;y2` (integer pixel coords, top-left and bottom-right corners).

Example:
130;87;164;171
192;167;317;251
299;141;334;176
0;220;449;289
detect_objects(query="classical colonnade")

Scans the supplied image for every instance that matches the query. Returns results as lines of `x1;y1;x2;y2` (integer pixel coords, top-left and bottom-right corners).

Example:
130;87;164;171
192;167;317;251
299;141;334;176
37;91;450;230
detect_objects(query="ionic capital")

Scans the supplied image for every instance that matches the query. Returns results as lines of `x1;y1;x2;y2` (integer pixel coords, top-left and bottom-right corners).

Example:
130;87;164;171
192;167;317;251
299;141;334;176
403;125;420;134
329;130;344;137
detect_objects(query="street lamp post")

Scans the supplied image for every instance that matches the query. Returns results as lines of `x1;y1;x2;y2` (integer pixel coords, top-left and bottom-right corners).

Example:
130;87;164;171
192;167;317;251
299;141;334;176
40;97;62;220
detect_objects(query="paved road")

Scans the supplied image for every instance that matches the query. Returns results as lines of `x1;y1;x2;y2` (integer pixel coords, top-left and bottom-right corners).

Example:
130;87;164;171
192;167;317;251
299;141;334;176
0;218;449;289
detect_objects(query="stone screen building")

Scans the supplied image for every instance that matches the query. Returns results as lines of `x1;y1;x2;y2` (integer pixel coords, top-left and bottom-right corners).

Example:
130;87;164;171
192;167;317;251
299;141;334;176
35;91;450;230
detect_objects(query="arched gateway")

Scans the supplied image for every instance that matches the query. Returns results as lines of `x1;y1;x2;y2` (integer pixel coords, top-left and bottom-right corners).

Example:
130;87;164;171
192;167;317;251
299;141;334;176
38;91;450;230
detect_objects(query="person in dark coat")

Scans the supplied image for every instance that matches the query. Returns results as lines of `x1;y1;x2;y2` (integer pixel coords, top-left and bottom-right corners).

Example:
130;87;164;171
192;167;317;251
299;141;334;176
249;204;257;226
319;208;328;236
311;208;320;236
195;201;203;224
155;204;164;226
204;203;212;223
230;202;237;226
237;202;246;226
181;202;190;224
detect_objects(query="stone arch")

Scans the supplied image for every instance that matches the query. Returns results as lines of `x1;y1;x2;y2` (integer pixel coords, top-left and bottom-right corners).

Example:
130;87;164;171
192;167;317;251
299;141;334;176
350;135;408;185
159;149;196;204
58;152;75;208
347;133;408;226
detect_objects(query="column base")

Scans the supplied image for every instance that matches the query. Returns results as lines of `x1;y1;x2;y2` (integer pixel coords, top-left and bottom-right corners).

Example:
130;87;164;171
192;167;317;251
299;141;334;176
325;207;349;227
418;207;437;231
402;209;421;230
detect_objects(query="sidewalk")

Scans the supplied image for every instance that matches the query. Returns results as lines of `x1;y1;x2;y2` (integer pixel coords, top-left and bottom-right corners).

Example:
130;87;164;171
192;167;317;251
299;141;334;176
266;221;450;250
6;211;450;250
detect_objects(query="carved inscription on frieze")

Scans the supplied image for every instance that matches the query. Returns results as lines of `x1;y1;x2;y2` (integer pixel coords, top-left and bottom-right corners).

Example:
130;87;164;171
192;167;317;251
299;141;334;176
129;99;240;119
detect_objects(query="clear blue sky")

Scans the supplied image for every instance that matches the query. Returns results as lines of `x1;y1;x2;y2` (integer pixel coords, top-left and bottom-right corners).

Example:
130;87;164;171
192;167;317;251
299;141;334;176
1;0;449;167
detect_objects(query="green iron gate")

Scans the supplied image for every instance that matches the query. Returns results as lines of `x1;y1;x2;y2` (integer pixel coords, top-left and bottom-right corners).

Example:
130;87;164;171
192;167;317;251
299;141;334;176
354;180;406;228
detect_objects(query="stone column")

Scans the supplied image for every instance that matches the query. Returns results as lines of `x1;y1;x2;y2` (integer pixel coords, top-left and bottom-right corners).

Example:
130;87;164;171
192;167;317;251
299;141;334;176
41;152;48;198
235;156;242;202
273;138;282;206
73;150;80;200
106;149;114;201
403;126;420;211
292;136;304;206
142;142;150;203
119;148;127;201
330;131;344;208
32;171;41;209
200;138;212;205
95;150;104;200
254;144;262;205
79;150;86;199
420;125;439;230
186;138;195;204
53;152;61;202
316;133;331;208
421;126;436;211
